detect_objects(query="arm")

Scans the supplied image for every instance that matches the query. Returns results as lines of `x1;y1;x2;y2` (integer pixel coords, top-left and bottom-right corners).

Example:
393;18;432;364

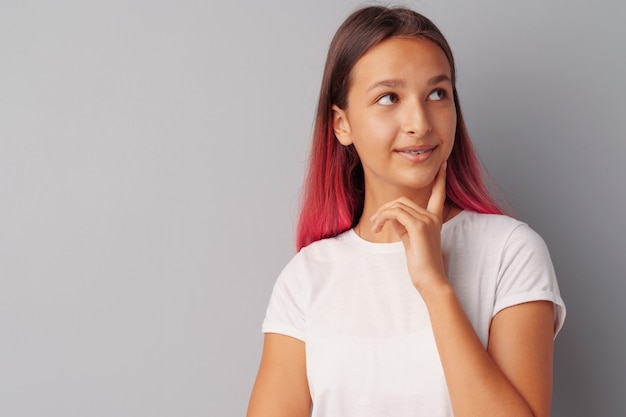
422;285;554;417
488;301;555;417
371;162;556;417
247;333;312;417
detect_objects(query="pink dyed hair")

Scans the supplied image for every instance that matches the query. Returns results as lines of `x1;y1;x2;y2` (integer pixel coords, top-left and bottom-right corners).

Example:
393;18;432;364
296;6;504;250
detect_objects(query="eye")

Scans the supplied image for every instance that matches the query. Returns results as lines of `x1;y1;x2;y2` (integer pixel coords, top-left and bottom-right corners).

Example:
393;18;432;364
428;89;447;101
377;93;398;106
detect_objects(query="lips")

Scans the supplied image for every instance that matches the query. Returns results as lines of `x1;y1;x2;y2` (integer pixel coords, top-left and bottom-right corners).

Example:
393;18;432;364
396;145;437;154
400;148;432;155
395;145;437;162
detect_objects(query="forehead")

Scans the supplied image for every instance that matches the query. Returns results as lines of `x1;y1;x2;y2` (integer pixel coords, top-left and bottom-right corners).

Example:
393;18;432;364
350;37;451;88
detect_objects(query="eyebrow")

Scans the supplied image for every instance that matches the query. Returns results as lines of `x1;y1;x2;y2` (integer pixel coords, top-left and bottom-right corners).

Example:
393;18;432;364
366;78;405;92
427;74;452;85
366;74;452;92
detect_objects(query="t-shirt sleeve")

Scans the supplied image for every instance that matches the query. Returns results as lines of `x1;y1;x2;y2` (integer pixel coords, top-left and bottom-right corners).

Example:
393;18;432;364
494;224;566;336
261;255;308;342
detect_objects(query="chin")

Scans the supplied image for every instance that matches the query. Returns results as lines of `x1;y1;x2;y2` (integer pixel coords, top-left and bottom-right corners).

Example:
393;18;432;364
401;173;438;190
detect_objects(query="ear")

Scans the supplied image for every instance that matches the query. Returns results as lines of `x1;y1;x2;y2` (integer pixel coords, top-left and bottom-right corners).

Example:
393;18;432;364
332;105;352;146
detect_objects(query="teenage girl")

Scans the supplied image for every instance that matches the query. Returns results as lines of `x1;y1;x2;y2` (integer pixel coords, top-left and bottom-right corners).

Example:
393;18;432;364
247;6;565;417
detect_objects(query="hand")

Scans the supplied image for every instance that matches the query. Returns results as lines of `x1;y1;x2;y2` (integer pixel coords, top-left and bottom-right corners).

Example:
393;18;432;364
369;162;448;292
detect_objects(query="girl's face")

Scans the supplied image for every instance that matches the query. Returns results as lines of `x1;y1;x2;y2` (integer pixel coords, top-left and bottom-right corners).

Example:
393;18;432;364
333;37;457;200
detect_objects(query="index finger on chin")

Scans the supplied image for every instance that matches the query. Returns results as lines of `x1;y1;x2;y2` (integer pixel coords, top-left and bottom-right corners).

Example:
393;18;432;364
427;161;447;217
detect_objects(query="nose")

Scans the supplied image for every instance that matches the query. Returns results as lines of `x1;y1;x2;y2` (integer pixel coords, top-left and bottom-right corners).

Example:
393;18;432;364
403;99;432;137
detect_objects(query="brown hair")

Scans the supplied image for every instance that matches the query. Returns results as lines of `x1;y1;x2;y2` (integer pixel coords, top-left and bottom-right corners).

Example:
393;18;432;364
296;6;503;250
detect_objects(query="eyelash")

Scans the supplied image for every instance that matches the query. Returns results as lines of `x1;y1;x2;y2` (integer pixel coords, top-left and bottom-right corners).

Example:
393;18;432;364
429;89;447;101
376;89;448;106
376;93;399;106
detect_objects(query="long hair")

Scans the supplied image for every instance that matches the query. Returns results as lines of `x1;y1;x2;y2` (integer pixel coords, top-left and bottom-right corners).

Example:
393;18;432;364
296;6;503;250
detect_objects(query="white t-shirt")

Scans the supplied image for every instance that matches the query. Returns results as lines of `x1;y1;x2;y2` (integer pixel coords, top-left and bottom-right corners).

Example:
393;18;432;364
262;211;566;417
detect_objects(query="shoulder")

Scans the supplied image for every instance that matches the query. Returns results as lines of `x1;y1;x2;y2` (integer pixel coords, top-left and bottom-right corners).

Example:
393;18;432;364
447;211;565;335
445;210;524;232
277;229;357;281
444;210;530;240
444;211;551;259
293;229;358;263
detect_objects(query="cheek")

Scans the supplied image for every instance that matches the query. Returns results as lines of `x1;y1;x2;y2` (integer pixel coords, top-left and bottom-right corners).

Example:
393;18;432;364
445;129;456;157
352;114;396;147
440;109;457;143
436;110;456;158
444;138;455;160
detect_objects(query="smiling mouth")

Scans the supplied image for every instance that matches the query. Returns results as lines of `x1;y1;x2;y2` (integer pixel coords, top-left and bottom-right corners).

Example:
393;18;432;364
402;149;431;155
397;145;437;154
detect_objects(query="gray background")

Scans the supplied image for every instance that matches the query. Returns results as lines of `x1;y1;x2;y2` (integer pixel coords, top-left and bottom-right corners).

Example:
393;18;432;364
1;0;624;416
